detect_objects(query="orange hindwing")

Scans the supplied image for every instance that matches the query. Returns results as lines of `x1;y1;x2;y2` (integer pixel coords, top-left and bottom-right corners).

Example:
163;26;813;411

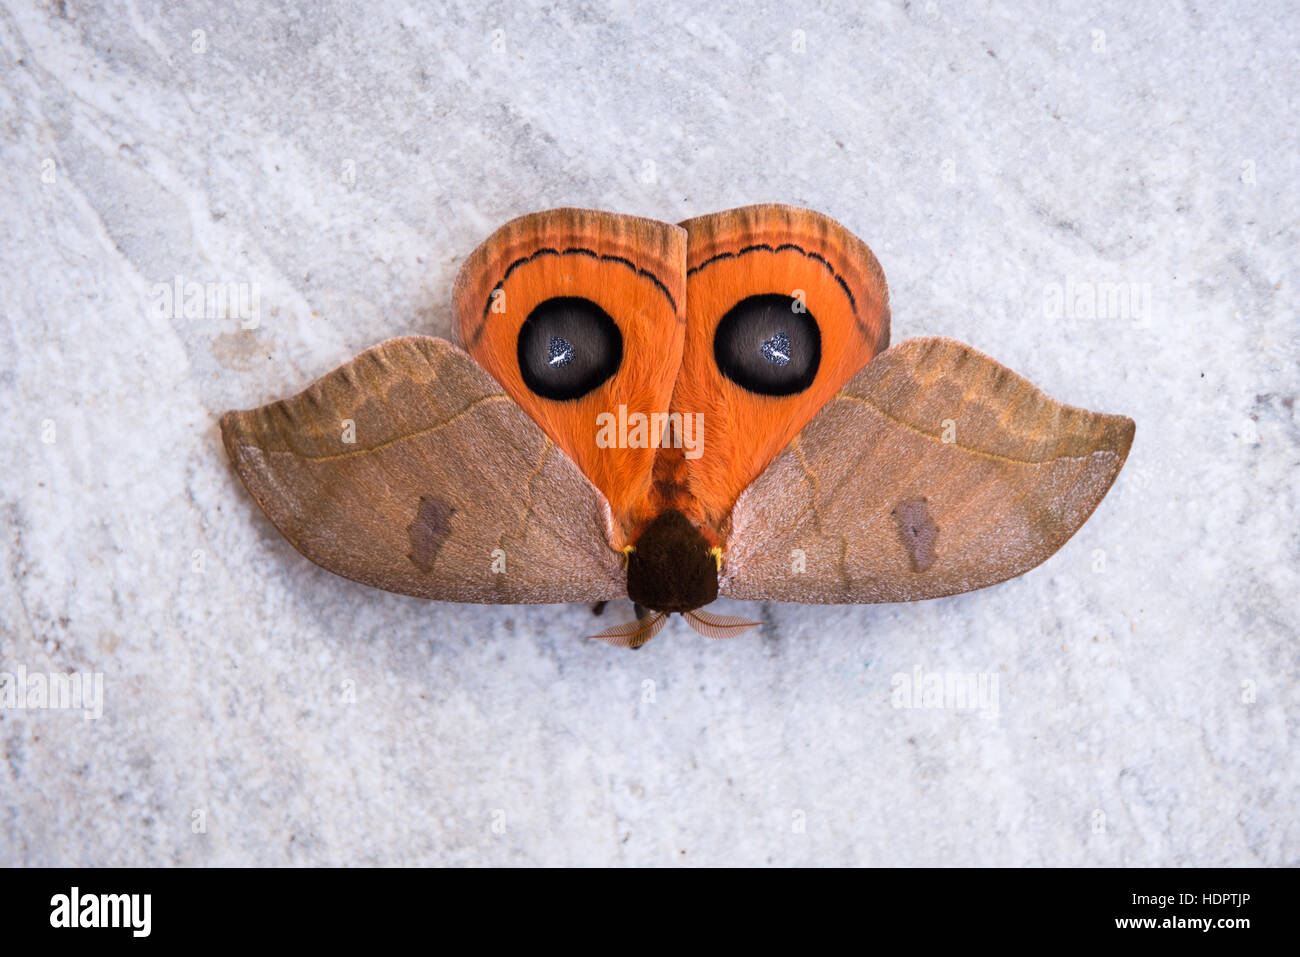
453;209;686;547
668;204;891;536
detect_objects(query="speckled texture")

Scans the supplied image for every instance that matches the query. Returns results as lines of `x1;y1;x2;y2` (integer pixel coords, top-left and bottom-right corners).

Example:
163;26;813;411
1;0;1296;866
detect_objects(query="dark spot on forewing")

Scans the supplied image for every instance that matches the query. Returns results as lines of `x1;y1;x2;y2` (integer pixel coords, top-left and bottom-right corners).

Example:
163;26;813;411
408;496;456;571
893;498;938;572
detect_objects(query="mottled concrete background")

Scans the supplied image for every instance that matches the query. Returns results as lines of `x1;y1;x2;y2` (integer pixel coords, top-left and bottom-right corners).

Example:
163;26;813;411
1;0;1296;866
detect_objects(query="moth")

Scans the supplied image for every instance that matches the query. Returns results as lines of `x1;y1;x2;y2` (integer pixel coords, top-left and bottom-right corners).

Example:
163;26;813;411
221;206;1134;648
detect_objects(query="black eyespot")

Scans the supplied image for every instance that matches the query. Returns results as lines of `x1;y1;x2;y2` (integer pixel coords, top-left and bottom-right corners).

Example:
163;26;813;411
713;294;821;396
517;297;623;400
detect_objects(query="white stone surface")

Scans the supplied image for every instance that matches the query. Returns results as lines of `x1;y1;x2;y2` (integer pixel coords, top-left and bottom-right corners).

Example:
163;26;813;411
1;0;1296;866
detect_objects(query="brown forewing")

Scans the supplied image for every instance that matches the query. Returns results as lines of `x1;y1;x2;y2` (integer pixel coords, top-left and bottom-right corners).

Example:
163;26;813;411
220;336;625;604
721;336;1135;603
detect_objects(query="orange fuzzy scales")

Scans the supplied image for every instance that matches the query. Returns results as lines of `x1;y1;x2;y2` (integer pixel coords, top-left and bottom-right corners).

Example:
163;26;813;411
670;204;891;534
453;209;686;546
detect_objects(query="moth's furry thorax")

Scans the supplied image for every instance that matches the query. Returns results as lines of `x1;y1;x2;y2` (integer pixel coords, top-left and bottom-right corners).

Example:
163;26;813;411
626;509;719;613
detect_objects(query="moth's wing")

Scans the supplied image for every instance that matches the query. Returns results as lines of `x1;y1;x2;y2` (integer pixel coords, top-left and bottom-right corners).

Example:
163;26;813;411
220;336;625;603
454;208;686;543
674;205;890;529
721;337;1135;603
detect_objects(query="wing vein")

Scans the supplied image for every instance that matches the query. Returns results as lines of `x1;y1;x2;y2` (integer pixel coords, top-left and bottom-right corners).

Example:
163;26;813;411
239;392;513;463
835;393;1115;467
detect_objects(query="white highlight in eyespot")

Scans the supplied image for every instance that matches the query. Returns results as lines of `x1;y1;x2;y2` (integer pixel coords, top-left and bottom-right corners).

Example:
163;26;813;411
547;335;575;367
761;331;791;365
